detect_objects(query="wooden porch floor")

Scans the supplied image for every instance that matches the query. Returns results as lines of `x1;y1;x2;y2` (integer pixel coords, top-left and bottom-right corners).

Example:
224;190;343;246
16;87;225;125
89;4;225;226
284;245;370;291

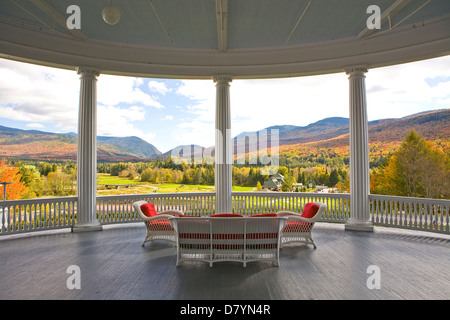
0;222;449;301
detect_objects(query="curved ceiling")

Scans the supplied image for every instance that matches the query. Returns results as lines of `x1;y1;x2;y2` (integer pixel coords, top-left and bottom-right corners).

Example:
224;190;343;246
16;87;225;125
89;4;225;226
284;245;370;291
0;0;449;79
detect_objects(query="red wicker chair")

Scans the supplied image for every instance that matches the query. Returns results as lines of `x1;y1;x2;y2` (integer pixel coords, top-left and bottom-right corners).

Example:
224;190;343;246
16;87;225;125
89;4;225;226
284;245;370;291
132;200;184;246
277;202;326;249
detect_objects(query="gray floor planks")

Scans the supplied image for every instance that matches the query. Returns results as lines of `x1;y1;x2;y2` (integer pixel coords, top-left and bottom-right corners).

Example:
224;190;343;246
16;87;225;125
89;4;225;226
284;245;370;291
0;222;449;300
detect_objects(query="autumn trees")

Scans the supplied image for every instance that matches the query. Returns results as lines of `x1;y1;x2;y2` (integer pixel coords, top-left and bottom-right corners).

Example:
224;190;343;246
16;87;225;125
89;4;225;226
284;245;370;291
0;159;28;200
371;130;449;199
1;129;448;200
0;160;77;199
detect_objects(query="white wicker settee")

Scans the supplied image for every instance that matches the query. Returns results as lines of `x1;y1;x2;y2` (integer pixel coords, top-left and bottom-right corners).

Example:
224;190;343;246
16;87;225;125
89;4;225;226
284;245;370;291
169;214;287;267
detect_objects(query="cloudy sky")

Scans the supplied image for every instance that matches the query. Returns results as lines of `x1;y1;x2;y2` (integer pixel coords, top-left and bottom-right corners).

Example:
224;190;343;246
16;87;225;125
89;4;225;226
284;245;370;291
0;55;449;154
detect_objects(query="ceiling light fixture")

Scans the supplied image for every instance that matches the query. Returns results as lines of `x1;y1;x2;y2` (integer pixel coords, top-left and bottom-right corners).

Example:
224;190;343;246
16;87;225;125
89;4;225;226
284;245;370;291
102;1;120;25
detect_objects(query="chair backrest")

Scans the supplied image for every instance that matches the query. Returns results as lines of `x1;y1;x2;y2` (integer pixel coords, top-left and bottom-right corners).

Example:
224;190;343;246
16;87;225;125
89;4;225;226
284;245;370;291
301;202;320;218
132;200;149;220
171;217;287;251
312;202;327;221
277;202;327;222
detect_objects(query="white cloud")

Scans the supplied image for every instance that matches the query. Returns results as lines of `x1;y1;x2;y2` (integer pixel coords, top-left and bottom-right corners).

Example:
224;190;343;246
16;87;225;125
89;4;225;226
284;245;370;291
0;59;79;131
171;80;216;147
0;59;165;140
170;119;215;149
96;104;156;144
171;55;450;148
26;123;45;129
98;75;164;109
174;74;349;141
366;57;450;119
97;104;146;136
148;80;171;95
1;55;448;151
230;75;348;135
162;115;174;120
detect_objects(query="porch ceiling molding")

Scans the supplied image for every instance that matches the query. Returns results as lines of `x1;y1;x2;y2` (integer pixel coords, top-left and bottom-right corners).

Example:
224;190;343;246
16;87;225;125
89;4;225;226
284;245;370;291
0;13;449;79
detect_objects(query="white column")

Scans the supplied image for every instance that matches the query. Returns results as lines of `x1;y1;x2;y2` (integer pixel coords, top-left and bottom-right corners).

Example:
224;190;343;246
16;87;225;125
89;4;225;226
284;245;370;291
73;67;102;232
213;75;233;214
345;66;374;232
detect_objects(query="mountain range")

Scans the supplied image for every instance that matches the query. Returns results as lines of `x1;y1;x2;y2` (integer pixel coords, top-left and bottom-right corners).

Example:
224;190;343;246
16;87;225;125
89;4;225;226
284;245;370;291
0;109;448;162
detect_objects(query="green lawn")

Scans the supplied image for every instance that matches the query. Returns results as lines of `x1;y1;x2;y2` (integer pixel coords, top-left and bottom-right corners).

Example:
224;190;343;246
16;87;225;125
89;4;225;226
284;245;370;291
96;173;255;195
97;173;143;185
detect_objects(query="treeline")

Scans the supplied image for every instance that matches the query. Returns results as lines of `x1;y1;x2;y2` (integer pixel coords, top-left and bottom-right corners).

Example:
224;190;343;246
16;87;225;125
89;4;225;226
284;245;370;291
98;158;349;192
1;160;77;199
371;130;450;199
2;156;348;200
1;130;447;200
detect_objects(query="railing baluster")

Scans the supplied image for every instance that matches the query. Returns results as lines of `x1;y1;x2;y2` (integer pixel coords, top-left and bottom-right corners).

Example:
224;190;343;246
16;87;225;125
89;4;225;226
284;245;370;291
0;193;448;236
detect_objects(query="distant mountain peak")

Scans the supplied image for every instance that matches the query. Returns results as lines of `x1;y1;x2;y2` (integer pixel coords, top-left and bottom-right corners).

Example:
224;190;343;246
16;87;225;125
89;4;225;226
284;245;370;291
0;109;448;161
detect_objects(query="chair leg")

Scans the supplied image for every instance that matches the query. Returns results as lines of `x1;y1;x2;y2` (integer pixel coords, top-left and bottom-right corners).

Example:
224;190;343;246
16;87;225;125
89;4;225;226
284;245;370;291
309;237;317;249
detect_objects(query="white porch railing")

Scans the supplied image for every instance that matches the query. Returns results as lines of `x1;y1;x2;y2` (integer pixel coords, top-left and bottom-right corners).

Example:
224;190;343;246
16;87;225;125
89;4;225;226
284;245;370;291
1;192;448;235
96;192;216;224
369;194;450;235
231;192;350;223
0;197;77;234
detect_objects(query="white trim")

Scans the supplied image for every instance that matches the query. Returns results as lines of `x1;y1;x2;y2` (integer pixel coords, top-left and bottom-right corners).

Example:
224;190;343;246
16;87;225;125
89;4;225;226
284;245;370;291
0;15;449;79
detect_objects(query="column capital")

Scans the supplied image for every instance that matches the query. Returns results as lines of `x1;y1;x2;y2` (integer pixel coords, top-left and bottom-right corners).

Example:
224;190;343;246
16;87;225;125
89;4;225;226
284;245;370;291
213;75;233;84
76;66;101;78
344;65;368;76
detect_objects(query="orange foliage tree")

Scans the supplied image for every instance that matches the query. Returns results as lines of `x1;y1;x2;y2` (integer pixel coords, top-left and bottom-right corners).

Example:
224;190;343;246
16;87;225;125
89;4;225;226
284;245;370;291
0;159;29;200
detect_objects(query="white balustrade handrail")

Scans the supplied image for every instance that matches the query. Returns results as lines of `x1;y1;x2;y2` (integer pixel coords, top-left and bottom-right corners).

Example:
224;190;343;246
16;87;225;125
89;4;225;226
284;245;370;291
231;191;350;223
1;192;448;235
0;196;77;234
369;194;450;234
96;192;216;224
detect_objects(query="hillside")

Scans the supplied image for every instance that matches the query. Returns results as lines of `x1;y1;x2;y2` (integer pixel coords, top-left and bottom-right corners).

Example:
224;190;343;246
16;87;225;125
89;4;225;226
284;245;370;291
279;109;449;166
0;126;161;161
0;109;448;163
303;108;449;149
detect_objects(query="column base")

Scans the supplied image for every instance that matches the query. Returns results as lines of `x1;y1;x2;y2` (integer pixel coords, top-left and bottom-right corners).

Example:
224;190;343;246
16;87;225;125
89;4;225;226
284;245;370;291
345;219;374;232
72;221;103;233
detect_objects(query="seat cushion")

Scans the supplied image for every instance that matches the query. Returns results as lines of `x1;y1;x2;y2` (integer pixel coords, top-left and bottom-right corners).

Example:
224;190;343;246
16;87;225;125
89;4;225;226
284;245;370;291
249;213;278;217
210;213;243;217
140;203;157;217
301;202;320;218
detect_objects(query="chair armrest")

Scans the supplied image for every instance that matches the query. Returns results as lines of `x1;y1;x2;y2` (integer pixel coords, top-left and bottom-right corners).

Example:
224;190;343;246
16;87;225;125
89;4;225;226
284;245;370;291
140;212;183;222
283;214;317;224
160;210;184;217
277;210;302;218
276;210;319;223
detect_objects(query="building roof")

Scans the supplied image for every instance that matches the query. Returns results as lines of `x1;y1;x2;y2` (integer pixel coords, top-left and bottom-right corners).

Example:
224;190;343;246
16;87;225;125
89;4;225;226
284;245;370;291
271;173;284;179
262;179;280;189
0;0;449;79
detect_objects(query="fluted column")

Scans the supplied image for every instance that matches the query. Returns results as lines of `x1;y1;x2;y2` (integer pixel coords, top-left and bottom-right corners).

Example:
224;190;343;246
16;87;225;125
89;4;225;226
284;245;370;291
345;66;373;232
213;75;233;214
73;67;102;232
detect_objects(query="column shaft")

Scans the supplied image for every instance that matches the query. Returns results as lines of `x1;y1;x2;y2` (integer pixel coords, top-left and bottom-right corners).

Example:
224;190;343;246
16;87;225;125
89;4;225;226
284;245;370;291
214;76;232;214
345;66;373;232
73;67;102;232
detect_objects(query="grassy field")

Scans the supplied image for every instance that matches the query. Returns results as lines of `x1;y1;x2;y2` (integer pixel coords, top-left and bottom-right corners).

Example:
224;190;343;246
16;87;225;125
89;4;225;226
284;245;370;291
96;173;254;195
